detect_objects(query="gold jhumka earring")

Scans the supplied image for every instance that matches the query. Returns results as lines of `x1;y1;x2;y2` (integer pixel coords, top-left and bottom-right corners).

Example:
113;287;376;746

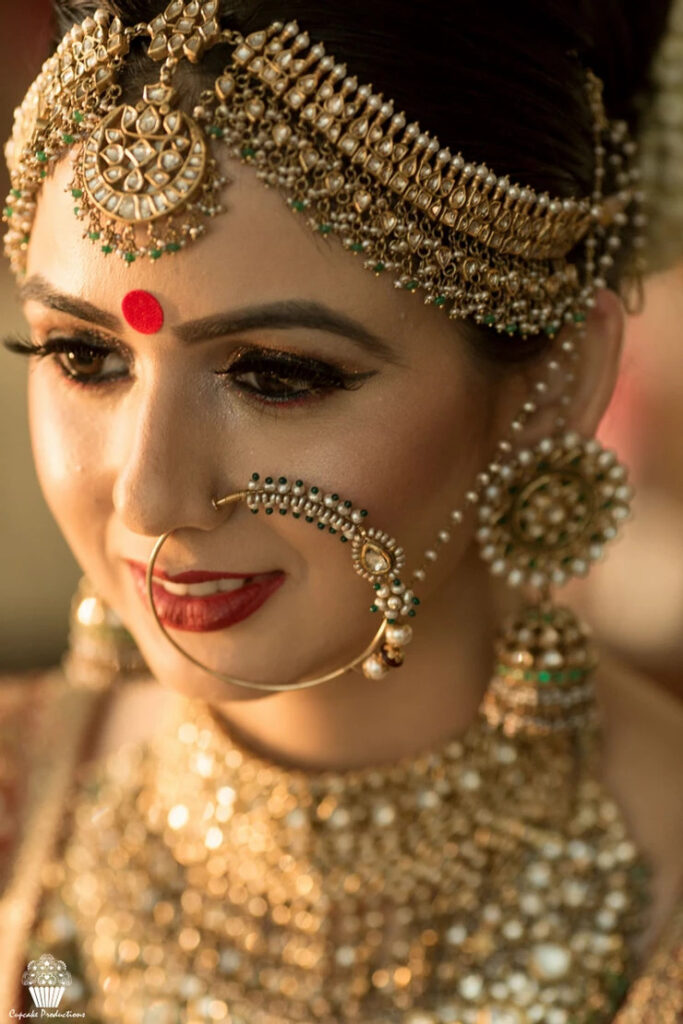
475;431;632;736
3;3;643;707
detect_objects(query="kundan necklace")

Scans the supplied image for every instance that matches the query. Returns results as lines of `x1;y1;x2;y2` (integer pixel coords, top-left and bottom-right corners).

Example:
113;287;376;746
34;693;651;1024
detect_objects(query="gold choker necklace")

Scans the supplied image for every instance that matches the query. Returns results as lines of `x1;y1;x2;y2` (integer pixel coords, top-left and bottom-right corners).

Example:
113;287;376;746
32;694;652;1024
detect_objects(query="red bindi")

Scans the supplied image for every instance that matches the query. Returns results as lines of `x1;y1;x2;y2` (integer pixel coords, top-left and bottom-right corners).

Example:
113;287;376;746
121;290;164;334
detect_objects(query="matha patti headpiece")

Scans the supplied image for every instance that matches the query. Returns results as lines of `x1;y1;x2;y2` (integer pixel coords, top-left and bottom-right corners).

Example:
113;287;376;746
3;1;643;336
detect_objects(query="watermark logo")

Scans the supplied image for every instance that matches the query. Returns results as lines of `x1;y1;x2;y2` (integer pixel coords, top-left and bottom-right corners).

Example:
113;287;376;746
21;954;71;1010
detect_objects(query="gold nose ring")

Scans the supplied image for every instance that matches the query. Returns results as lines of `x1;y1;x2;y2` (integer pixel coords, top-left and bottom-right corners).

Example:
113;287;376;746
145;472;420;691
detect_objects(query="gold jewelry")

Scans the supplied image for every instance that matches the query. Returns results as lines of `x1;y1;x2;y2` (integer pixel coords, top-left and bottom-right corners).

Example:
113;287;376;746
476;432;633;591
475;432;633;736
3;4;643;336
31;691;653;1023
62;575;148;690
145;473;416;689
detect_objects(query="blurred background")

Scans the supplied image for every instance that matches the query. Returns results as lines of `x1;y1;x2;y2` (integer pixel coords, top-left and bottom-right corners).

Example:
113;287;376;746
0;2;681;703
0;2;82;671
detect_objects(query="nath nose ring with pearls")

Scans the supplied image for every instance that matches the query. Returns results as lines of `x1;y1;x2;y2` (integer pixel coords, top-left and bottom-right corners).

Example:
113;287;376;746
145;472;419;690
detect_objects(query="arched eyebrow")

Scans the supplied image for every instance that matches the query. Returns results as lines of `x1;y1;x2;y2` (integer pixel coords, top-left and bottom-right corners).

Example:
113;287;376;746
19;275;119;332
18;275;407;367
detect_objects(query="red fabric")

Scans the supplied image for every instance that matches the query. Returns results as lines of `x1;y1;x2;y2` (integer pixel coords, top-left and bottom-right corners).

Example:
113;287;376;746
121;290;164;335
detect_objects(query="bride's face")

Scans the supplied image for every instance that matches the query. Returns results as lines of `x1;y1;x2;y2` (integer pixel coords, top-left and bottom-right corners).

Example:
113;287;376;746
20;152;520;702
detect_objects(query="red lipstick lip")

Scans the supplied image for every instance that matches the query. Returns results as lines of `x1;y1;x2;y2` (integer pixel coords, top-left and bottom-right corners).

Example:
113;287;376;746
125;559;263;583
126;561;286;633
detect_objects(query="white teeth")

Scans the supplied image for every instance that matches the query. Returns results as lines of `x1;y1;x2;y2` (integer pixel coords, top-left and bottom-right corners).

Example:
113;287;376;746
155;577;250;597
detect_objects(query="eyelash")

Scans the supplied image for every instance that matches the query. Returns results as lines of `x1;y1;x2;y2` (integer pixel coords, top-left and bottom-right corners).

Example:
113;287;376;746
2;332;371;409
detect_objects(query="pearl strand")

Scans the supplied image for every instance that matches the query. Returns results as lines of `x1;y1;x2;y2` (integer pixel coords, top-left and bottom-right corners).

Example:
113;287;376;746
410;324;584;587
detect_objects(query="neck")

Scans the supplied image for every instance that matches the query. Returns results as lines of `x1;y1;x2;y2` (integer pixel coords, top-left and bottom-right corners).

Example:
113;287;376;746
212;545;498;771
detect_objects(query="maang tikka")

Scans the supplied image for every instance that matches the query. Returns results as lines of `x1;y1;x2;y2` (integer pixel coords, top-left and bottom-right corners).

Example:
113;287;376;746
4;3;644;337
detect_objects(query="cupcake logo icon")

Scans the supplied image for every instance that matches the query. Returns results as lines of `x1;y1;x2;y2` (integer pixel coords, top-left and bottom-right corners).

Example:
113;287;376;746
21;953;72;1009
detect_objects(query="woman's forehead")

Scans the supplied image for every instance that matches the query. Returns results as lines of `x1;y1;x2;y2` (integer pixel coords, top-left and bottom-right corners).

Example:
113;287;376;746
25;152;449;352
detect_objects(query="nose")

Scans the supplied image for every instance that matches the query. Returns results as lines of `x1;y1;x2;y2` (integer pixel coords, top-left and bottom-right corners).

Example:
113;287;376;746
111;373;229;538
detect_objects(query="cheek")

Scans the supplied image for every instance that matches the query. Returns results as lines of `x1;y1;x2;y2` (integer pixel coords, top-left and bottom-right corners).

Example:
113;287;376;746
28;371;109;561
313;372;484;549
279;366;487;611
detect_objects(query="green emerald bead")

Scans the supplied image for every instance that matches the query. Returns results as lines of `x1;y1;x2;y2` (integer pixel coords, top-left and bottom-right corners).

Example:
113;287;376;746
329;527;337;534
124;252;136;263
36;150;47;162
278;508;287;515
73;206;80;216
265;476;273;484
360;509;368;517
22;234;30;244
387;618;397;624
405;280;419;290
101;245;113;254
311;486;319;494
317;223;333;234
344;500;352;508
317;522;325;530
538;671;552;683
340;535;348;543
88;231;101;241
251;472;260;480
412;597;420;605
484;314;496;324
165;242;181;253
505;322;517;334
295;479;303;487
305;516;314;523
11;189;21;199
71;188;83;198
393;578;401;586
250;508;258;514
278;476;287;483
574;312;586;323
331;494;339;501
63;134;76;145
3;207;13;218
373;583;381;591
241;146;256;158
208;126;224;138
291;199;305;212
149;248;163;260
265;507;273;515
350;242;363;252
73;111;85;123
369;604;378;612
408;609;416;617
373;262;386;272
292;512;300;518
40;170;47;178
434;295;446;306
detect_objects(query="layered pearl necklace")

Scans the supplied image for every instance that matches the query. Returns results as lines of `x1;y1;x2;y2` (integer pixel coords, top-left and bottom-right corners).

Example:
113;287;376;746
32;693;652;1024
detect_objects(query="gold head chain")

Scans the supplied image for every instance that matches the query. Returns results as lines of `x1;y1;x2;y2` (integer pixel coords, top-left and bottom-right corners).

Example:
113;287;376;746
3;1;644;336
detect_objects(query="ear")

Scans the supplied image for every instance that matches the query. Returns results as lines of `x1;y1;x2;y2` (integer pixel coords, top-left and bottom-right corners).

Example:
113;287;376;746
489;289;625;447
561;288;625;439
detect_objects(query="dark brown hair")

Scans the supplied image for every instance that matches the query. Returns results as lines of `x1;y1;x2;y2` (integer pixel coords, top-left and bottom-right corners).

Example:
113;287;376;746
51;0;674;366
